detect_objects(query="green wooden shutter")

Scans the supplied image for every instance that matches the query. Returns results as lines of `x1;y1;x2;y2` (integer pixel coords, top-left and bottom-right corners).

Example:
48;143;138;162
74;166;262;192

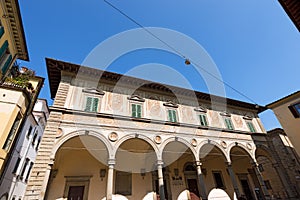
0;26;4;39
247;122;256;133
0;40;8;58
1;54;12;74
92;98;99;112
132;104;137;117
172;110;177;122
168;110;177;122
85;97;92;111
200;115;208;126
136;104;141;118
225;118;233;130
168;110;172;122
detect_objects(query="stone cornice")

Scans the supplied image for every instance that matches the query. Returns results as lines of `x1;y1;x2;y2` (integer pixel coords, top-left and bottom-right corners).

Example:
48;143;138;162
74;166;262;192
1;0;29;61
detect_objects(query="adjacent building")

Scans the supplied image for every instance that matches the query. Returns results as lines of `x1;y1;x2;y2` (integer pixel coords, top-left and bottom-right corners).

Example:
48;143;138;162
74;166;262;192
0;0;29;81
267;91;300;156
0;99;49;200
24;58;300;200
0;69;44;186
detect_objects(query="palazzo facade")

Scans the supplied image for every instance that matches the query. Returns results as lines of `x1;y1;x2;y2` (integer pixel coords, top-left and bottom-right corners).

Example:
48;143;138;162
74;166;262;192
25;58;300;200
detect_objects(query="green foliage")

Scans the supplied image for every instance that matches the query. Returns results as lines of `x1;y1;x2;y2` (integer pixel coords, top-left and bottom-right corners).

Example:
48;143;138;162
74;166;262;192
5;74;33;89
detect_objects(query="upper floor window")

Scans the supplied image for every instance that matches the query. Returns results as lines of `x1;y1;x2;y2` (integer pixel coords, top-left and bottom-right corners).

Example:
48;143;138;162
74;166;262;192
20;158;29;180
289;102;300;118
246;121;256;133
3;113;21;151
25;162;34;182
0;19;4;38
224;118;234;130
12;157;21;174
0;40;12;75
32;130;38;146
195;106;208;127
164;101;179;123
82;88;104;113
199;114;208;126
128;95;145;118
167;109;178;123
131;103;142;118
84;97;99;112
27;126;33;138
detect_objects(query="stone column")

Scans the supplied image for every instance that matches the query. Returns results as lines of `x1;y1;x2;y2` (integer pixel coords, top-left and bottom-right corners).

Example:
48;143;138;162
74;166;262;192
195;161;207;200
226;162;241;198
157;160;166;200
251;161;270;200
106;159;115;200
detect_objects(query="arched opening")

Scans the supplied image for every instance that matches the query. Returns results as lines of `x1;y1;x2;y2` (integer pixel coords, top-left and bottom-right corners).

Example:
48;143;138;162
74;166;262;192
230;146;257;200
162;141;196;200
115;138;157;200
46;135;108;200
200;144;231;199
256;147;287;199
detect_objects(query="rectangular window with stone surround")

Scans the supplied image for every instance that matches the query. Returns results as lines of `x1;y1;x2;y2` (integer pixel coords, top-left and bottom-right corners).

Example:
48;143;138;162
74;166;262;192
131;103;142;118
115;171;132;195
167;109;178;123
212;171;225;189
84;97;99;112
199;114;208;126
224;117;234;130
246;121;256;133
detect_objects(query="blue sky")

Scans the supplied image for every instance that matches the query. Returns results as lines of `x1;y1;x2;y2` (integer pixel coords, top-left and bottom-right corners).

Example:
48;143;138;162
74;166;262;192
18;0;300;130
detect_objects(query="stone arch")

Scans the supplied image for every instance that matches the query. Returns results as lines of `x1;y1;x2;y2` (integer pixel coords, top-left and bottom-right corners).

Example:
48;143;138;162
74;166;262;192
255;144;276;163
227;142;255;163
112;133;160;160
198;139;229;162
51;129;112;160
0;193;8;200
159;137;198;161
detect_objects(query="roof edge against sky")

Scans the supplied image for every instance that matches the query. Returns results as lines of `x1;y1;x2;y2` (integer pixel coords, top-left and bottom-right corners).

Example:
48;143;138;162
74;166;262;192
267;91;300;108
46;57;266;113
2;0;29;61
278;0;300;32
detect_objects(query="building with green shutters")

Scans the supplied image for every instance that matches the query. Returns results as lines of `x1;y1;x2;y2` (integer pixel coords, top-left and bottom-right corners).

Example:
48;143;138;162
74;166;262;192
0;0;28;81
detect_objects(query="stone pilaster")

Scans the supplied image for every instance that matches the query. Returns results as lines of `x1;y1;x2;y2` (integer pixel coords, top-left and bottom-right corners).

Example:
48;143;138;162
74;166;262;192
24;111;62;200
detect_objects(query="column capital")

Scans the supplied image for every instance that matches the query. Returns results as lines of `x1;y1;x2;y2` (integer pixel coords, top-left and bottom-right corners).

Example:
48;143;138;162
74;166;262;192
108;159;116;166
157;160;164;166
195;160;203;166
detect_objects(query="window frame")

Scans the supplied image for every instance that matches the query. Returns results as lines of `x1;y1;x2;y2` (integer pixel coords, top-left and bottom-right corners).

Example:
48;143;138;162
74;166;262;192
26;126;33;139
2;113;21;151
84;96;100;112
82;88;104;113
115;171;132;195
212;171;226;189
63;176;91;200
224;117;234;130
20;158;29;180
131;103;142;118
167;109;178;123
289;102;300;118
246;121;256;133
199;114;208;127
